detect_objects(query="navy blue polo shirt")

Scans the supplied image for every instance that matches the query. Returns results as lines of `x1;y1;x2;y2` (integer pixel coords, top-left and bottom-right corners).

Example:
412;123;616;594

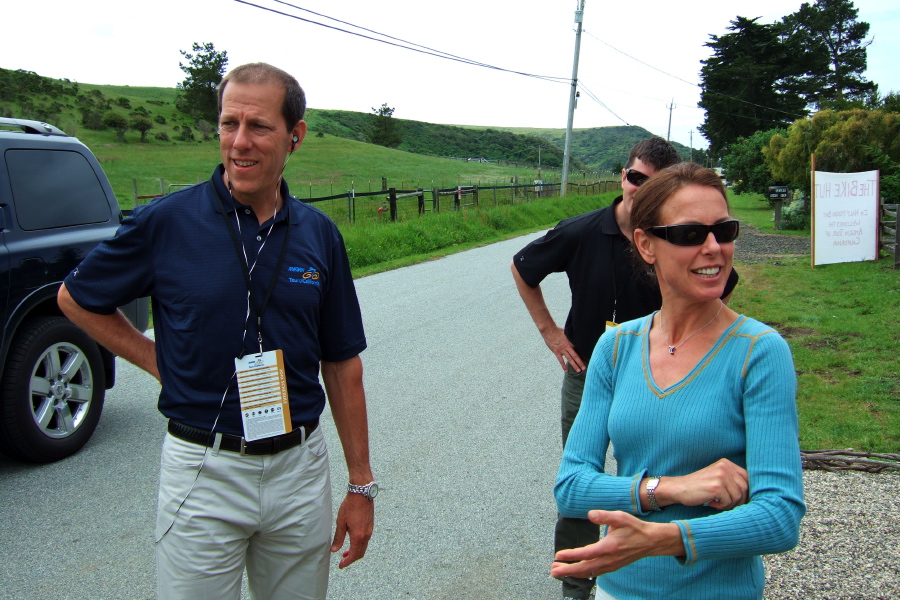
65;165;366;435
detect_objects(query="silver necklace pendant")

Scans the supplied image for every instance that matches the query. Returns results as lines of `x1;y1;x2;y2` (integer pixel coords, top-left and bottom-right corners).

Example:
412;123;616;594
668;345;676;355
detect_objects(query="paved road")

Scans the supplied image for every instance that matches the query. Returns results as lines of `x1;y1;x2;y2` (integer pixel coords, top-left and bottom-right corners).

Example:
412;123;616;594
0;231;573;600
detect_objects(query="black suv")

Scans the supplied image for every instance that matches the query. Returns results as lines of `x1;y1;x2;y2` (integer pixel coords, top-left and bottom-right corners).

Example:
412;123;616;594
0;117;149;463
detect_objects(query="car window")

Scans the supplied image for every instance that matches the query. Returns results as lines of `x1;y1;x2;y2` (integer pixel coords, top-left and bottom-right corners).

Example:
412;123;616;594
5;149;111;230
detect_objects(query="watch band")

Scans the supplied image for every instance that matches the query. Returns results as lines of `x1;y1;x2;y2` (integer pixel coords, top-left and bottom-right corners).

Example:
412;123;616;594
348;481;378;500
646;476;663;512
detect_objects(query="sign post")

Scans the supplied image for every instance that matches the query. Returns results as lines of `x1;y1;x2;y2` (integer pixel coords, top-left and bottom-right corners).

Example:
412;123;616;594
769;185;790;229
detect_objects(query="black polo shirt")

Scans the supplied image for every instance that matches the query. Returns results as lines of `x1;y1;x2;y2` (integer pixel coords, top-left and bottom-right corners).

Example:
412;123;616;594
514;197;661;362
65;165;366;435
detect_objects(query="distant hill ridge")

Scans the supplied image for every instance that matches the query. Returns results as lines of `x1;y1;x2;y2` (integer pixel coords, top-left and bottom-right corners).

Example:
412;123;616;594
0;67;701;172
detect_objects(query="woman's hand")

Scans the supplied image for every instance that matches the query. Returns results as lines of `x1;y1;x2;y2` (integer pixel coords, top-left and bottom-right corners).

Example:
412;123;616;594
550;510;684;579
656;458;749;511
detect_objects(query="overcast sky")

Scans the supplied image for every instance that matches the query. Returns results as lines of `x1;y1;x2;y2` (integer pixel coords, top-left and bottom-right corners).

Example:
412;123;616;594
4;0;898;149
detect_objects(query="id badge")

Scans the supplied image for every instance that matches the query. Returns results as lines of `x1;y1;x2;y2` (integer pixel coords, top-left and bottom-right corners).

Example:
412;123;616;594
605;320;619;332
234;349;292;442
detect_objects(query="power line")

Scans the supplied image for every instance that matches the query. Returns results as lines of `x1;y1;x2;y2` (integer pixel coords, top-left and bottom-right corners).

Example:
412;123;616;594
578;82;631;126
234;0;571;84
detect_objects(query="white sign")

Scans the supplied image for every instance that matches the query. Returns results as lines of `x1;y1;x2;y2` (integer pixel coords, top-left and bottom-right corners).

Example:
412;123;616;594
812;170;879;266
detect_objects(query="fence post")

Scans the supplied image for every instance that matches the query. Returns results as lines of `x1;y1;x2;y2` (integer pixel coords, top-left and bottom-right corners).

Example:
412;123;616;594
432;188;440;213
347;189;355;224
881;202;898;269
473;185;479;207
389;188;398;222
493;186;497;206
454;186;461;211
382;177;388;191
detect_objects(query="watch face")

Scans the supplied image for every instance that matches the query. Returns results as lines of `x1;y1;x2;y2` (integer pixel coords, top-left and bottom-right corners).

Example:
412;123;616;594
367;483;379;499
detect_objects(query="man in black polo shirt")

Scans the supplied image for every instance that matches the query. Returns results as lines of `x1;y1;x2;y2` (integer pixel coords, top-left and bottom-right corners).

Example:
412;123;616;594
512;138;738;600
59;62;375;599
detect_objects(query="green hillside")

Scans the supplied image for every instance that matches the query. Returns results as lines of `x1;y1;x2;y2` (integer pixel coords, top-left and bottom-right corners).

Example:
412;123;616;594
307;108;579;169
0;67;705;195
488;125;709;171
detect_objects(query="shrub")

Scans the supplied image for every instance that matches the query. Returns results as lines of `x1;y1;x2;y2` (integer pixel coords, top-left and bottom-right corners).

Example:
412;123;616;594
102;111;129;142
80;109;105;130
154;114;167;124
778;197;811;230
154;132;170;141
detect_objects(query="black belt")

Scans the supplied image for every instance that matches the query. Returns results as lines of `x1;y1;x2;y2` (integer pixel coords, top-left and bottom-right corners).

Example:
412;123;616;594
167;418;319;456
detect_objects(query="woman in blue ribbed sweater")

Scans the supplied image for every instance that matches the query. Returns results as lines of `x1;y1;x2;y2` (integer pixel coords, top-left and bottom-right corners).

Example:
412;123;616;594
552;163;805;600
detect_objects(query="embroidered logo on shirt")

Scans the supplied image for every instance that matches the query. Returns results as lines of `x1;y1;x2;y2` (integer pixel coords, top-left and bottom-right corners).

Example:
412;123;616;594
288;266;321;286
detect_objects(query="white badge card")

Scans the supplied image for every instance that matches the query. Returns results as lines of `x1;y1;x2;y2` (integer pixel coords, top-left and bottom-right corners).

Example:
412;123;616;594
605;320;619;332
234;349;292;442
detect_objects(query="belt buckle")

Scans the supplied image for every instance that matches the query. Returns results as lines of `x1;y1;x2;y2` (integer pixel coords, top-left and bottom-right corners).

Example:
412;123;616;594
240;437;248;456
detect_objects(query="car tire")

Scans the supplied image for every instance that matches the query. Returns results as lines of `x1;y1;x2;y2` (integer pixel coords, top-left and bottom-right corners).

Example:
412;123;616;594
0;316;106;463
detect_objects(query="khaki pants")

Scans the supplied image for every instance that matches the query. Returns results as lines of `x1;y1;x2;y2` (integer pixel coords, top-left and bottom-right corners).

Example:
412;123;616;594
155;427;332;600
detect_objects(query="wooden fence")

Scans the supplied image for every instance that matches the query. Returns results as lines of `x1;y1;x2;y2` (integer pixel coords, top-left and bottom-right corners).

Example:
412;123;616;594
880;202;898;269
306;180;620;223
132;177;621;224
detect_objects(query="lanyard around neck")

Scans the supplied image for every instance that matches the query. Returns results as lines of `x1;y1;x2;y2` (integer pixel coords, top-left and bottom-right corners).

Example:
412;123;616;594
212;182;291;353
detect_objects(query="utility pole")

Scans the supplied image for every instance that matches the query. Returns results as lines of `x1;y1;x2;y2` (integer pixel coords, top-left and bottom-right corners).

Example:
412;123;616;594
561;0;585;197
666;98;674;142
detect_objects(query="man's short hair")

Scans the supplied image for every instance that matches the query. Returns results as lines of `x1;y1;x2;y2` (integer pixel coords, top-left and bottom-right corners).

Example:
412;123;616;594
625;137;680;171
217;63;306;131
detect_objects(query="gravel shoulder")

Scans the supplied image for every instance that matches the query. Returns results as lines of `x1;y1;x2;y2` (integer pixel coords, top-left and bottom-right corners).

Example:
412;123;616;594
734;224;811;264
764;470;900;599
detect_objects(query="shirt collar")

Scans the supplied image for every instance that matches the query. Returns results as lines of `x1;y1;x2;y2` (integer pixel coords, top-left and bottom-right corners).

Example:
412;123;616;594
600;195;626;236
209;164;295;225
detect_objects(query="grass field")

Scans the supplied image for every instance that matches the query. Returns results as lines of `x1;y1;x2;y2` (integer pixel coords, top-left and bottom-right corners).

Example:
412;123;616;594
728;192;898;453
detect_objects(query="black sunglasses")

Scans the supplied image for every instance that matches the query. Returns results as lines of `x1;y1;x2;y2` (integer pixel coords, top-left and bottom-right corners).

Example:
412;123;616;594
647;220;740;246
625;168;650;187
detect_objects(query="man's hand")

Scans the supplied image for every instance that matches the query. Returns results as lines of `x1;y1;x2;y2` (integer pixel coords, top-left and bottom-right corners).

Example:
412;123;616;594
510;262;584;372
331;492;374;568
542;326;585;373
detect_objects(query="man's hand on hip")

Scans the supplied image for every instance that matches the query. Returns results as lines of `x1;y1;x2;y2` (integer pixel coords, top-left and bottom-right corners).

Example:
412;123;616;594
543;327;585;373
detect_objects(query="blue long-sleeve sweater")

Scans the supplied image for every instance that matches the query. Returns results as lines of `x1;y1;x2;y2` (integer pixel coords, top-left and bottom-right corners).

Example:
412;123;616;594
555;314;805;600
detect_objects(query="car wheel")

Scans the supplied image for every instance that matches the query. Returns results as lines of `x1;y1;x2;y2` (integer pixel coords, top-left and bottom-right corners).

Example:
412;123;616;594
0;316;106;463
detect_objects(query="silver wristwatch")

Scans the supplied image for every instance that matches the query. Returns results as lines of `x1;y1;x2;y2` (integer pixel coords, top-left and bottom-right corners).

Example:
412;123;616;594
348;481;379;500
645;477;663;512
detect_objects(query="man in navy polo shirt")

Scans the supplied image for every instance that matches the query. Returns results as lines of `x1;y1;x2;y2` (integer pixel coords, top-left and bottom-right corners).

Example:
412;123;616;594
59;62;375;600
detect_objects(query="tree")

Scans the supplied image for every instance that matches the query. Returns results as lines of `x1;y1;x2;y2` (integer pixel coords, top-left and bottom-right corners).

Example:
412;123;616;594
764;109;900;194
102;112;129;142
873;91;900;114
176;42;228;123
698;17;809;158
368;103;402;148
786;0;875;108
130;115;153;143
720;128;788;196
